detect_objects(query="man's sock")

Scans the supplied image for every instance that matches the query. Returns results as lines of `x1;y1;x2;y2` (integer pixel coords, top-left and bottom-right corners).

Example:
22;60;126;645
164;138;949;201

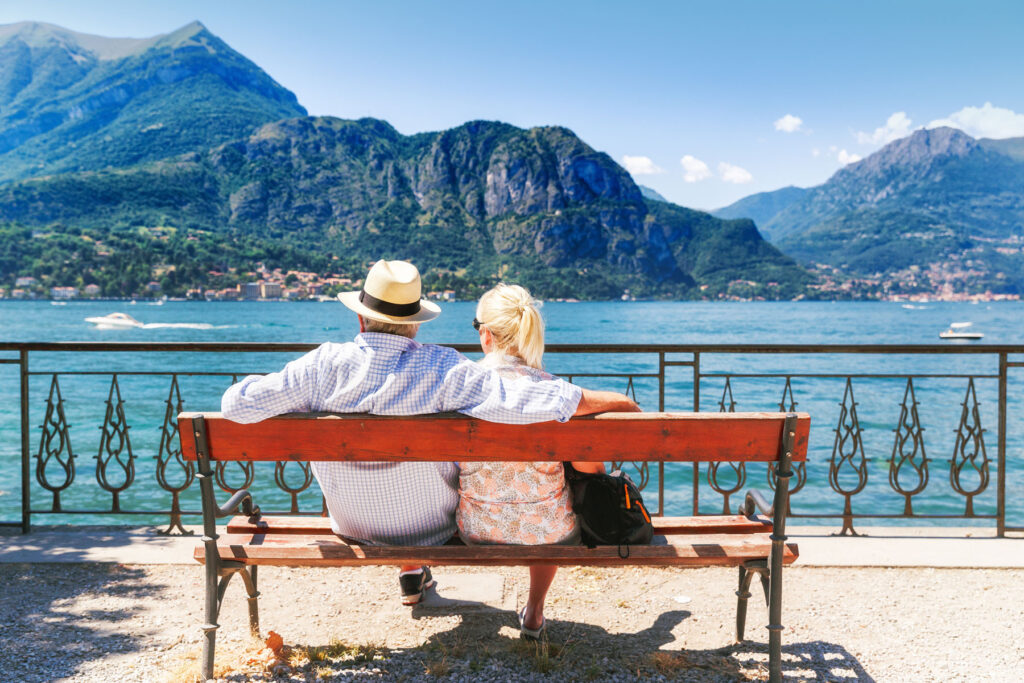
399;567;424;576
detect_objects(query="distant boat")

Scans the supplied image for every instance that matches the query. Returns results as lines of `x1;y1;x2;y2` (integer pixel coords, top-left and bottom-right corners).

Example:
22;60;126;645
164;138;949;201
939;322;983;340
85;312;144;329
51;301;68;306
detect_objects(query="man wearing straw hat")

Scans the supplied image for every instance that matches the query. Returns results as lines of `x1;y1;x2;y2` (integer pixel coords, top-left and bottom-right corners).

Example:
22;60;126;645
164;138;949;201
222;259;638;604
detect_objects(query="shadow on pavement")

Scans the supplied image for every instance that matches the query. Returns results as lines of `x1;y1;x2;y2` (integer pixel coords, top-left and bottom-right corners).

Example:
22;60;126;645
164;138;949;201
0;563;165;683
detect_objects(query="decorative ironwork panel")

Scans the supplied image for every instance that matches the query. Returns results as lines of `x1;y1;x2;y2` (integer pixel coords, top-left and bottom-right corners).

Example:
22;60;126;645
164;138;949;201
717;376;736;413
214;461;256;495
708;377;745;513
611;376;650;492
769;378;807;506
829;378;868;535
35;374;76;512
274;461;315;514
95;375;135;512
889;378;929;514
155;376;194;534
950;378;989;516
215;374;255;494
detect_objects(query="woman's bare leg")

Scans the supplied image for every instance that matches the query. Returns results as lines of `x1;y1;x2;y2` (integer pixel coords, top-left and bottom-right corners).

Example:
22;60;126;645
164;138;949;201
523;565;557;630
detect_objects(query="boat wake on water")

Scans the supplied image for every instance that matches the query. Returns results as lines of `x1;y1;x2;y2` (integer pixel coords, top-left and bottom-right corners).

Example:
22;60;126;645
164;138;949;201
85;313;235;330
140;322;228;330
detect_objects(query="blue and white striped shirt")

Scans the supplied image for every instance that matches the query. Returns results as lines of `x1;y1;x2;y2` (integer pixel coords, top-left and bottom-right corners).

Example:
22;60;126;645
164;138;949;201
221;333;582;545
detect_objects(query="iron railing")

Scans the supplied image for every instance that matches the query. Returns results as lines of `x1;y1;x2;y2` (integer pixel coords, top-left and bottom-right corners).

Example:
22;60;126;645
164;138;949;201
1;342;1021;536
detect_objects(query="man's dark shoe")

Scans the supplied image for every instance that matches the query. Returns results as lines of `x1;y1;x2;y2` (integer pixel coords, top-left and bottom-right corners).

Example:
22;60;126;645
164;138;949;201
399;567;435;605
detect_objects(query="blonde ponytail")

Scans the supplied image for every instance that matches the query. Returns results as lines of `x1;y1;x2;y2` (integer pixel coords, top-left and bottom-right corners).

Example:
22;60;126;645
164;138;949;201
476;283;545;369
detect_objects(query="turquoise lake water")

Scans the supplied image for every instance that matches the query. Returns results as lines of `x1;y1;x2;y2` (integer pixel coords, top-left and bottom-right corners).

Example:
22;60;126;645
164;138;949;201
1;299;1021;529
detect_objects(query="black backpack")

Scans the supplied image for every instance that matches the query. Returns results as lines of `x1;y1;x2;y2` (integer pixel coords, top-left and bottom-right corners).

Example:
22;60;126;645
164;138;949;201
564;464;655;552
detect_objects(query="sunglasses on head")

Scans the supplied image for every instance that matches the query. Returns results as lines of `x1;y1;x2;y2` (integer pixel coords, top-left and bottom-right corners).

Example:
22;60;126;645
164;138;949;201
472;318;484;330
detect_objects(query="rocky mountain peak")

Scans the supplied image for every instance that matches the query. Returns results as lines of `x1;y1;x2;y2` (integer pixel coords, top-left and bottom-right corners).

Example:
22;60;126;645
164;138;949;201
841;126;977;179
879;126;974;161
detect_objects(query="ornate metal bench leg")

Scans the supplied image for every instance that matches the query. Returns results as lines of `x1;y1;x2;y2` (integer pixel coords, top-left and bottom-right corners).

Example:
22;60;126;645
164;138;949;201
767;571;783;683
241;565;261;637
735;565;755;641
201;552;219;680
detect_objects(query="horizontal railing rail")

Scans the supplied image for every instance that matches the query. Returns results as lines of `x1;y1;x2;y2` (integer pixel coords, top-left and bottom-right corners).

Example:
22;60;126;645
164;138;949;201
1;342;1020;536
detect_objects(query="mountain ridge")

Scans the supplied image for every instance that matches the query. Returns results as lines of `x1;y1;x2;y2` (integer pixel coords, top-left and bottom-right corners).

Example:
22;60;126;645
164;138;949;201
0;21;810;300
0;20;306;182
0;114;810;298
711;127;1024;294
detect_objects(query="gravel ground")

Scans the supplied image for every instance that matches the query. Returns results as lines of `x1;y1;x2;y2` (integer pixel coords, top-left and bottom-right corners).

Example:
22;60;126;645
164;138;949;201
0;563;1021;682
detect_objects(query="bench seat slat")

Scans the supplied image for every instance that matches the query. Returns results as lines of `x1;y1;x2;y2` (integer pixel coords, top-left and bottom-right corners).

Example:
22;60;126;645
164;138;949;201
197;532;797;568
226;514;772;536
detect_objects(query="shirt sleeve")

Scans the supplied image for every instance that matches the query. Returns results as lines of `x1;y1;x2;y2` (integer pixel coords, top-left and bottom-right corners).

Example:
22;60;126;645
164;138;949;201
440;357;583;424
221;347;321;423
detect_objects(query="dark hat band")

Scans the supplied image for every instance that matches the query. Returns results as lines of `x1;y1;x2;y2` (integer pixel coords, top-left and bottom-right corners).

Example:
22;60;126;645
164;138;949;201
359;289;422;317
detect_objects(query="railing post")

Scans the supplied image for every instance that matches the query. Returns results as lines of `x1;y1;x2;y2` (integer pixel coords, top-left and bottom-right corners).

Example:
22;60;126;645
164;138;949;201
20;349;30;534
692;351;701;515
997;352;1007;537
658;351;665;516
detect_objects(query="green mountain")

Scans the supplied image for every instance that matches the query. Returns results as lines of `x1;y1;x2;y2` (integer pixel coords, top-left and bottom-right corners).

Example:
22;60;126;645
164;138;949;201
0;116;811;298
712;185;809;237
0;22;810;300
638;185;669;202
714;128;1024;294
0;21;305;181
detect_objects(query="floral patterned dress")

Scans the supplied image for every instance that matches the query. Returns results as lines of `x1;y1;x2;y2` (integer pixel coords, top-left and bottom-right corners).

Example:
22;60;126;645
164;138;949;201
456;352;578;545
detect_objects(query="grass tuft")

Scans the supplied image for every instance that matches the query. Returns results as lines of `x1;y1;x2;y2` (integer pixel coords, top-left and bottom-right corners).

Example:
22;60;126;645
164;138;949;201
647;650;692;674
424;655;451;677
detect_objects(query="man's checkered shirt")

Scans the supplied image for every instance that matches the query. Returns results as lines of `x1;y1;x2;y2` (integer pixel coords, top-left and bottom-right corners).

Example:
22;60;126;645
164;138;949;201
221;332;582;545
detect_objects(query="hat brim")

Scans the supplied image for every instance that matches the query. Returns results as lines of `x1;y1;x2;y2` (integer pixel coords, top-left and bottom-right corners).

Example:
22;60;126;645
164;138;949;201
338;291;441;324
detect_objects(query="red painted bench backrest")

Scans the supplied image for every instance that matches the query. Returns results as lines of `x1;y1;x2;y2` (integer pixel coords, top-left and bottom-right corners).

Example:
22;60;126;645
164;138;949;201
178;411;809;463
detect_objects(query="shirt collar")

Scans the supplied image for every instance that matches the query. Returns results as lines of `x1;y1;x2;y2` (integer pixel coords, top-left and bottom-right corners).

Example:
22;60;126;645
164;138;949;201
355;332;422;352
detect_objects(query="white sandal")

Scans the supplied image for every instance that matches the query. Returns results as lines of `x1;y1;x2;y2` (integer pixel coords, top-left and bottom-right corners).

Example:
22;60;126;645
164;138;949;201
518;606;545;640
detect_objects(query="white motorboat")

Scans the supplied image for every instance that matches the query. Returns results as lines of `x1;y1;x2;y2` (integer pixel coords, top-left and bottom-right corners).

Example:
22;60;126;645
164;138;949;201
85;312;144;329
939;322;984;340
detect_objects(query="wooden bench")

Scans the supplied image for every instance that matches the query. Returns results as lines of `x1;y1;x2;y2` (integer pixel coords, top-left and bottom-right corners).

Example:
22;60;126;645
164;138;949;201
180;410;810;682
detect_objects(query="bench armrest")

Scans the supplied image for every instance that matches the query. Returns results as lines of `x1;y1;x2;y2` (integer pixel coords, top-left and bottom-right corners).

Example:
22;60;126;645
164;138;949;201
216;488;261;521
740;489;774;517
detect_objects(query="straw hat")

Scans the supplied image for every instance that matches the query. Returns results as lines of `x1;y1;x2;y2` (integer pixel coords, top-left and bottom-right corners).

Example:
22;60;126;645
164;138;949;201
337;259;441;324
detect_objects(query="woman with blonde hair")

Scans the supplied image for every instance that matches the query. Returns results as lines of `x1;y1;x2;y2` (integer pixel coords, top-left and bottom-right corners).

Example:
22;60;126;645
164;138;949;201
457;283;637;639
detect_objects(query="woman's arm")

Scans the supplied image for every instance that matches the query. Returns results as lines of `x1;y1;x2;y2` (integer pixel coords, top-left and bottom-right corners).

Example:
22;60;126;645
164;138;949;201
570;389;639;472
570;460;606;474
573;388;641;416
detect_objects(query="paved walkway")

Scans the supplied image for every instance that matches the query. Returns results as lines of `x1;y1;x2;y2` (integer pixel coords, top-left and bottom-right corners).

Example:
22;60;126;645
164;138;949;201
2;524;1022;567
1;525;1022;681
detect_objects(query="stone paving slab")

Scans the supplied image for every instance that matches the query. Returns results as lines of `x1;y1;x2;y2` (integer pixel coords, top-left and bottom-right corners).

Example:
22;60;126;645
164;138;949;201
1;524;1021;567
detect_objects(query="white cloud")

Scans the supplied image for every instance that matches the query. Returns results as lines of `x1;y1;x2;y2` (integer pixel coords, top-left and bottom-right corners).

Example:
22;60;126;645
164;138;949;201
621;155;663;175
774;114;803;133
811;148;821;157
857;112;913;146
838;149;862;165
680;155;712;182
927;102;1024;139
718;162;753;184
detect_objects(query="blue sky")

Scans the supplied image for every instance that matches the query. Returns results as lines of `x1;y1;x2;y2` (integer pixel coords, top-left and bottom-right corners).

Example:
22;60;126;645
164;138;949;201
3;0;1024;209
